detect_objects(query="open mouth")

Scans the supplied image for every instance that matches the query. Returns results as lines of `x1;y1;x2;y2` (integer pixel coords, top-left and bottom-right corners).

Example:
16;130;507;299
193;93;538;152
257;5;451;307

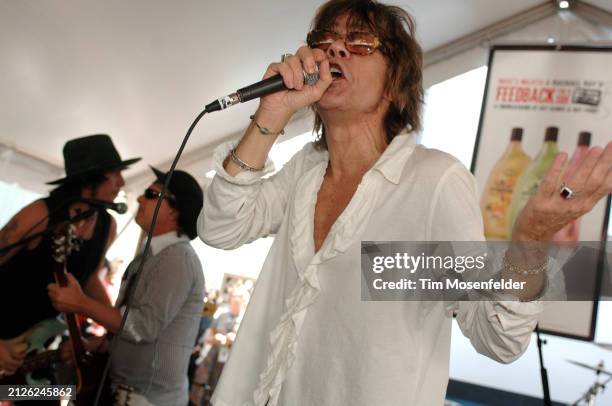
330;64;344;80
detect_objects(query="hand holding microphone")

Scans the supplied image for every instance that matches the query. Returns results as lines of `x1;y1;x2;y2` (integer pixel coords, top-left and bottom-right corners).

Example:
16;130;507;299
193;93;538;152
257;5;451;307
205;46;333;118
258;46;332;117
212;46;333;178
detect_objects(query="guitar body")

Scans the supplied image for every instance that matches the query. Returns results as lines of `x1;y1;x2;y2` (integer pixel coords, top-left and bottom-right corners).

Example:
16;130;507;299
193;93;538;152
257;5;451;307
1;346;112;405
24;319;67;385
0;318;66;385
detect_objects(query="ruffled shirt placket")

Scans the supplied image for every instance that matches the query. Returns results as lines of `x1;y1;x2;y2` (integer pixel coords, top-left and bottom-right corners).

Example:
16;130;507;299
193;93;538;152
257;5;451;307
253;150;395;406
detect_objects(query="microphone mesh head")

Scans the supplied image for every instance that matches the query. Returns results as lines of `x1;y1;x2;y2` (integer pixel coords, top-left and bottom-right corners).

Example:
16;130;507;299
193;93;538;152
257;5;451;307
303;71;319;86
115;202;128;214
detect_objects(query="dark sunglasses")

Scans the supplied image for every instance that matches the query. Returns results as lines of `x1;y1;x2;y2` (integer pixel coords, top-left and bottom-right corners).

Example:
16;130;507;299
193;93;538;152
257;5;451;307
143;188;176;205
307;30;382;55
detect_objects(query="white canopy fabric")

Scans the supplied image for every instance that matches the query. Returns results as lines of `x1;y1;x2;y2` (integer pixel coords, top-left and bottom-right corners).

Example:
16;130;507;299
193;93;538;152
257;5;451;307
0;0;611;194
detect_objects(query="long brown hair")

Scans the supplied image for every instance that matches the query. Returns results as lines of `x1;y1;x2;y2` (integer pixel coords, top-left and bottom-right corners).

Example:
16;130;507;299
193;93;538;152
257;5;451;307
311;0;423;149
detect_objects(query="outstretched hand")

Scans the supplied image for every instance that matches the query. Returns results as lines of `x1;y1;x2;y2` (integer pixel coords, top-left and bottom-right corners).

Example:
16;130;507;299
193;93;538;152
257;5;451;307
513;141;612;241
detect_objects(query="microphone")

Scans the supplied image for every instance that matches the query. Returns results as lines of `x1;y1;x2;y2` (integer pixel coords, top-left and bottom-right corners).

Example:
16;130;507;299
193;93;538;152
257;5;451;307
205;70;319;113
78;198;128;214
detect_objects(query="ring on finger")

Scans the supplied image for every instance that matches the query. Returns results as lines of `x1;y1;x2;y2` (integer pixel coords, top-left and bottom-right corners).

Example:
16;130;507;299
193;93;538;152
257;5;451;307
559;182;578;200
281;53;292;63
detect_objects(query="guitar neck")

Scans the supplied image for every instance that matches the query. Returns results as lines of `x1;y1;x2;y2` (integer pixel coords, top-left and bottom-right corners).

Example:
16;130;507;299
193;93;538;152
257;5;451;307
53;266;88;367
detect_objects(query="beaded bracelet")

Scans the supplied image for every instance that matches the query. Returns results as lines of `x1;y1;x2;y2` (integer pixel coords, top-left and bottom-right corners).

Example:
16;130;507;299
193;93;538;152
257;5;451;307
229;148;264;172
250;115;284;136
502;251;548;276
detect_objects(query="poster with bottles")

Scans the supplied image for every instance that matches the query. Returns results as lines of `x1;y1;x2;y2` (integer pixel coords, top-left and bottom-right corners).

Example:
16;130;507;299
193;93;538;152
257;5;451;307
471;46;612;340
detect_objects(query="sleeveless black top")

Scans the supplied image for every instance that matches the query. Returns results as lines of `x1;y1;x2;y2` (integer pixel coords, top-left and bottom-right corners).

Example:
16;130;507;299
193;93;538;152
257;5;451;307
0;195;111;339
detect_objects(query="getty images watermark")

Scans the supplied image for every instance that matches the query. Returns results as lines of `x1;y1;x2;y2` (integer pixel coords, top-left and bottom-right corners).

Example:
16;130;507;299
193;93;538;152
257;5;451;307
360;241;611;301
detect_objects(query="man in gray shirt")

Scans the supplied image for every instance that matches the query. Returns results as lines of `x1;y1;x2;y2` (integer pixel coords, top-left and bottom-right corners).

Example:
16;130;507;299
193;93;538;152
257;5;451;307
48;167;205;405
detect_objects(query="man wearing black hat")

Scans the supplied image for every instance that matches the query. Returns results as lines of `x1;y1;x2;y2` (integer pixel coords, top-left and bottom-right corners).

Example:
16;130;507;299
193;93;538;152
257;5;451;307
0;134;140;377
48;167;206;406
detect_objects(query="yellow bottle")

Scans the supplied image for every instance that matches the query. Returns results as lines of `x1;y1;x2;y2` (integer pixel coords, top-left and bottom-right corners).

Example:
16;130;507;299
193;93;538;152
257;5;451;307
508;127;559;237
480;128;532;240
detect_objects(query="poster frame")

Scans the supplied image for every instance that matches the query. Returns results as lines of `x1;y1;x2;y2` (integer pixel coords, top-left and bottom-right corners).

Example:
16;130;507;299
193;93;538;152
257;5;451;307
470;45;612;341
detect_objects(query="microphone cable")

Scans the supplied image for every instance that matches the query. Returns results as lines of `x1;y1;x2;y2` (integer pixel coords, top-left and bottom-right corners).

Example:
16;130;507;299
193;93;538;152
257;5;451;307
93;65;303;403
93;106;209;405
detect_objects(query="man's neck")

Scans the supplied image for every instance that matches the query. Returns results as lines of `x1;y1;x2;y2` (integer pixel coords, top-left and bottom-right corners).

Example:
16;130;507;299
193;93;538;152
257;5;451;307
149;224;179;237
324;121;388;182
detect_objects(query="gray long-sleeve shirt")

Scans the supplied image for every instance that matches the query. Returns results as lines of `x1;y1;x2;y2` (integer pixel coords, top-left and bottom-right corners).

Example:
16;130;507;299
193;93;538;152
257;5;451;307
110;233;205;406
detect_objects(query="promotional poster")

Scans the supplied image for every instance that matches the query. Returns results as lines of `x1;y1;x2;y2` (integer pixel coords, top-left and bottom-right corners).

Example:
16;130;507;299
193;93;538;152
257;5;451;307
472;46;612;340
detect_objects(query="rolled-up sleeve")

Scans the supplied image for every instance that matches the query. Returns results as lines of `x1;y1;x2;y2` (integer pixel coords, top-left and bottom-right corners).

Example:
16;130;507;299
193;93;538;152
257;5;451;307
119;246;196;343
454;300;540;363
431;162;542;363
198;140;306;250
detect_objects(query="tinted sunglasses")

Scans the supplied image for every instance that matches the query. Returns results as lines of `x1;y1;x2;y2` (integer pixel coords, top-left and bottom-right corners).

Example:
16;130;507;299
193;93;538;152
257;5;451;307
306;30;382;55
143;188;176;205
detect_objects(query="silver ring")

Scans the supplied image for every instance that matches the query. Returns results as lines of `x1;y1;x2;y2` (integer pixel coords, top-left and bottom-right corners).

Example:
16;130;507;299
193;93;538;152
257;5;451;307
281;53;292;63
559;182;578;200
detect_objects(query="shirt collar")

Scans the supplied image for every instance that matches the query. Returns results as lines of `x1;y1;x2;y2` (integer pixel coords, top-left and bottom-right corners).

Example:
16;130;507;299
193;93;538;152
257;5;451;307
304;133;416;185
371;133;416;185
148;231;190;256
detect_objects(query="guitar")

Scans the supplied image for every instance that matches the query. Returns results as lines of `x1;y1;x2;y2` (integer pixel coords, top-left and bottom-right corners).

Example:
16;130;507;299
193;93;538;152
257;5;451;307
51;221;109;406
0;318;66;385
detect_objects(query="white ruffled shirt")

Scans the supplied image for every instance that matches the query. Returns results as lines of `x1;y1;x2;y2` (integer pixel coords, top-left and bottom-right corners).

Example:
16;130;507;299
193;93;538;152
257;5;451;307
198;134;542;406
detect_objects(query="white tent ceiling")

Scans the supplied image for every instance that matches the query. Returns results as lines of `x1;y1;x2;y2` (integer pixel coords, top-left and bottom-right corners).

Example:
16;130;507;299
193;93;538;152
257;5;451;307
1;0;611;189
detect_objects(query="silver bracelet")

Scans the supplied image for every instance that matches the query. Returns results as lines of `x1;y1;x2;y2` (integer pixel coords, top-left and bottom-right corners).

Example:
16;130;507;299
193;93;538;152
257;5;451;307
229;148;264;172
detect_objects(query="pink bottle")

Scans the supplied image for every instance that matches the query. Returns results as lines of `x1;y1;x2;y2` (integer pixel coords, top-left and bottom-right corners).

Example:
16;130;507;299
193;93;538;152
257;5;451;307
553;132;591;242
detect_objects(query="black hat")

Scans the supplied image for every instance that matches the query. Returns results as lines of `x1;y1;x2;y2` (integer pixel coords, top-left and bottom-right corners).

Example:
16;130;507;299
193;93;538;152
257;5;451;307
150;166;203;240
47;134;141;185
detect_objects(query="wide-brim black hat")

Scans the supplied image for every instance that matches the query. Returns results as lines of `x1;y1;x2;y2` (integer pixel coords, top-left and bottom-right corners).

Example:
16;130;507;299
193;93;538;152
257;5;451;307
47;134;141;185
150;166;204;240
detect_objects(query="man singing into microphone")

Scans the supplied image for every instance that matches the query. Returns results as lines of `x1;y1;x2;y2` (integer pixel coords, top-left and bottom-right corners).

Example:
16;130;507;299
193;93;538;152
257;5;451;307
48;166;205;406
0;134;140;378
198;0;612;405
